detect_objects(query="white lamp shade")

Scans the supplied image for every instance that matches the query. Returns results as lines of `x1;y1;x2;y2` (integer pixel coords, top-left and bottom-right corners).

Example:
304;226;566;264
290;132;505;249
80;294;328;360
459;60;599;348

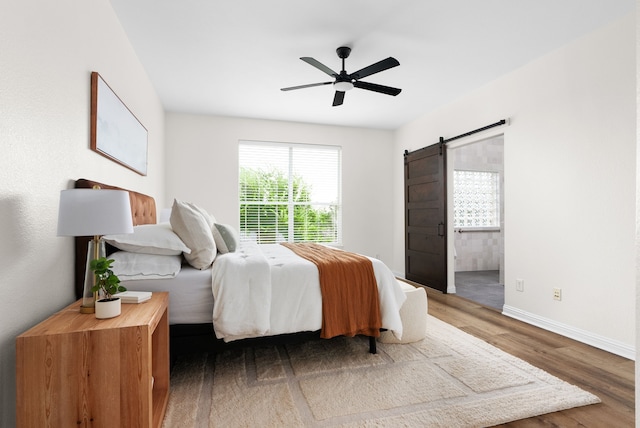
57;189;134;236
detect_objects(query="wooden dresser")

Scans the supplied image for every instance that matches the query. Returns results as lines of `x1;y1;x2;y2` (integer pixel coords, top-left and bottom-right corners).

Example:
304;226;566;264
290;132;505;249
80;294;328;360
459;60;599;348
16;292;169;428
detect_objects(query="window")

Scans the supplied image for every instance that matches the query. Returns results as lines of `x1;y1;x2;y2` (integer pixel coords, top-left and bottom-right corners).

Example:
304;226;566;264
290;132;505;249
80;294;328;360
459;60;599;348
239;141;342;244
453;170;499;228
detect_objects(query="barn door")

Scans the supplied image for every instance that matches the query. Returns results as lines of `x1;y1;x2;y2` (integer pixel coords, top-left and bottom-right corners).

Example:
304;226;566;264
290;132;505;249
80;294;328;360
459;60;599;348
404;143;447;293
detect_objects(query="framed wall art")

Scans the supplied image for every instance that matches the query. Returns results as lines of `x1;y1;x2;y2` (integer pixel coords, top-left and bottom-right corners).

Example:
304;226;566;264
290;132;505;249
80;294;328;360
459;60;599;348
90;71;148;175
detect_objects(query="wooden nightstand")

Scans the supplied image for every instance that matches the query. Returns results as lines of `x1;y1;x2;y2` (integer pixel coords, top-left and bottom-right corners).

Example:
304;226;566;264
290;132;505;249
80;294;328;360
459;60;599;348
16;292;169;428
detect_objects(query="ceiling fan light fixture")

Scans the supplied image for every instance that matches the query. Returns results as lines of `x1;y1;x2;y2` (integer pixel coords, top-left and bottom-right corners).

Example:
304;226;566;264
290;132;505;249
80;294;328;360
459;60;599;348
334;81;354;92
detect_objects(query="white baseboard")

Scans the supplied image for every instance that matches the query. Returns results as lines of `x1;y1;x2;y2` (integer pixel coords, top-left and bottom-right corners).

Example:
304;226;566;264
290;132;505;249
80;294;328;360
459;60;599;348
502;305;635;360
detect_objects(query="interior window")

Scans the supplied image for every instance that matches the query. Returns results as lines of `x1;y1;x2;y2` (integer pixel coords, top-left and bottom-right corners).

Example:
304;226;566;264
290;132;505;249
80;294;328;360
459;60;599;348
453;170;500;228
239;140;342;244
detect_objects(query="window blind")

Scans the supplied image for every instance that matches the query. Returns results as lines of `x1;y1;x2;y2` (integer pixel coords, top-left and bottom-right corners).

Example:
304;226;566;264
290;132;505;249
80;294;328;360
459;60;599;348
239;141;342;244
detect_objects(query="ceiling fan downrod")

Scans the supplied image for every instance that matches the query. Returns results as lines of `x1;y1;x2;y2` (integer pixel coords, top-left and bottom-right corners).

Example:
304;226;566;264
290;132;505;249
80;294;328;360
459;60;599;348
335;46;353;91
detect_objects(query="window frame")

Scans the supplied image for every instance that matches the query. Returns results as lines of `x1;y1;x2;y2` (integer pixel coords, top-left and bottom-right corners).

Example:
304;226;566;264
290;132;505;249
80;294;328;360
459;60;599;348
238;140;342;245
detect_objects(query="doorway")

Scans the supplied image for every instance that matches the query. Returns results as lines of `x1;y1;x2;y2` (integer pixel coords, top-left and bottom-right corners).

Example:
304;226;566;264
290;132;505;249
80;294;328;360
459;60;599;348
447;135;504;310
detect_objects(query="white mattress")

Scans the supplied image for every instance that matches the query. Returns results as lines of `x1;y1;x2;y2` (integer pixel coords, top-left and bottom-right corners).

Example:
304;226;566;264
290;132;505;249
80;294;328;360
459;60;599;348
120;264;213;324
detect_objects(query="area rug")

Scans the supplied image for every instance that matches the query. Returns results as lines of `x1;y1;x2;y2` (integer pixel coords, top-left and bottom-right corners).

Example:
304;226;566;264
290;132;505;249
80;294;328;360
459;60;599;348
162;315;600;427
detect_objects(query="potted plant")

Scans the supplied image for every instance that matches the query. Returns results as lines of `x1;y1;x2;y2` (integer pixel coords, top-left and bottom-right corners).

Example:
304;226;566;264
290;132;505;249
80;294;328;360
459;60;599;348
90;257;127;319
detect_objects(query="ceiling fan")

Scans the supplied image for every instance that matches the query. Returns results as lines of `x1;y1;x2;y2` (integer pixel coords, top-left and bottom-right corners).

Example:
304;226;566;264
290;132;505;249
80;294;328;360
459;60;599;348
281;46;401;106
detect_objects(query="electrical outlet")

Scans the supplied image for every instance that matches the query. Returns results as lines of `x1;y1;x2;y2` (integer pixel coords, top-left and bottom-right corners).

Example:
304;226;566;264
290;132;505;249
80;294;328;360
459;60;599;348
553;288;562;301
516;279;524;292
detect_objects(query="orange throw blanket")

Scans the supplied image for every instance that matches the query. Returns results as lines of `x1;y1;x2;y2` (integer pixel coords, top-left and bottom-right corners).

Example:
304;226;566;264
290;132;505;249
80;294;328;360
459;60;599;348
281;243;381;339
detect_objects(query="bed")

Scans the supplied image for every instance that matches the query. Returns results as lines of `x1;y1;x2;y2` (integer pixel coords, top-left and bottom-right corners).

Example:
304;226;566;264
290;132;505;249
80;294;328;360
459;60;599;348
73;179;406;358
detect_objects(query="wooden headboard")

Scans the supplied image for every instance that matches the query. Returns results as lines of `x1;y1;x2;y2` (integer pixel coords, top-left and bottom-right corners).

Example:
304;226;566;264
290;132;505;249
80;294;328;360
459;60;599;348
73;178;157;299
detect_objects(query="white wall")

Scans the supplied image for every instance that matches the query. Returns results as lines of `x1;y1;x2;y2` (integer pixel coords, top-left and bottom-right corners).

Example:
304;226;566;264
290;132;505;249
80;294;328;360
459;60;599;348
0;1;165;425
394;13;636;356
635;0;640;418
165;114;395;261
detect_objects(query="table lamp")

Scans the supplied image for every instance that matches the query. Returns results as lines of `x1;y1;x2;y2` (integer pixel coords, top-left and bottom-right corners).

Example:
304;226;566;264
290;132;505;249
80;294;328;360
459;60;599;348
57;187;134;313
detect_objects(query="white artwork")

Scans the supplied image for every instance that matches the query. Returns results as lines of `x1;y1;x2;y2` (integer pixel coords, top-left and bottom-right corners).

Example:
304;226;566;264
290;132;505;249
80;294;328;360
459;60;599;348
91;72;147;175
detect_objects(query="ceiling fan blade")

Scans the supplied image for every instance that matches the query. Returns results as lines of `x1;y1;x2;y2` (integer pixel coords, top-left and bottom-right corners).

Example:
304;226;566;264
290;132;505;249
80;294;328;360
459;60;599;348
353;81;402;96
301;57;338;77
351;57;400;80
332;91;345;106
281;81;333;91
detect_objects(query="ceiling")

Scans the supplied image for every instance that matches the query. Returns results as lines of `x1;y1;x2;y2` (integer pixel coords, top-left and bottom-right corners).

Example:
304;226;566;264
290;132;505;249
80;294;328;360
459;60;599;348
109;0;634;130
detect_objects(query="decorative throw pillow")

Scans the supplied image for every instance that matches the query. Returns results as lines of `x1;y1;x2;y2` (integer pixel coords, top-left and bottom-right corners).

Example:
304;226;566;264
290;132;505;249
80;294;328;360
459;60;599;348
212;223;239;253
189;202;216;229
109;251;182;280
170;199;217;269
103;223;190;256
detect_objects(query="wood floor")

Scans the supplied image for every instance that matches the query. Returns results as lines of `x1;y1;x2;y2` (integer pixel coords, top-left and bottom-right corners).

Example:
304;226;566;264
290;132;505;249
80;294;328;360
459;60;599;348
424;287;635;427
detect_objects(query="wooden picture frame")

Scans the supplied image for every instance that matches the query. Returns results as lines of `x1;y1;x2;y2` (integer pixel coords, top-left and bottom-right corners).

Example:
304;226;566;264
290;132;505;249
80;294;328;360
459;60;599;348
90;71;148;176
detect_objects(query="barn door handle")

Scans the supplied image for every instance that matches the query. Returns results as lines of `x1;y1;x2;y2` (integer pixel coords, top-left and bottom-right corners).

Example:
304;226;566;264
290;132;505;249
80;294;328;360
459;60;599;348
438;222;445;237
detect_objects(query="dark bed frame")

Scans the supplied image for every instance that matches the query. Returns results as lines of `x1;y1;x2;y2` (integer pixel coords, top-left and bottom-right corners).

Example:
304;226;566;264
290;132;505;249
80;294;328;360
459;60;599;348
73;179;377;362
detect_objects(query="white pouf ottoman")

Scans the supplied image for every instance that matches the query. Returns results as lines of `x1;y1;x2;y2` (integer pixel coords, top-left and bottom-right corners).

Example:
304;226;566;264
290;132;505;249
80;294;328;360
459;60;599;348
379;280;428;344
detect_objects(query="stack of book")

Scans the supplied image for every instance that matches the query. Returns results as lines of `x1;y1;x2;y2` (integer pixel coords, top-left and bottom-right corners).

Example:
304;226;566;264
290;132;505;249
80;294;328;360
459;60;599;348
115;291;152;304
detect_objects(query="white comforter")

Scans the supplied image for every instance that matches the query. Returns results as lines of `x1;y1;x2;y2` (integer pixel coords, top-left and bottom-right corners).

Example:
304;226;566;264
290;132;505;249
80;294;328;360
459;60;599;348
211;243;406;342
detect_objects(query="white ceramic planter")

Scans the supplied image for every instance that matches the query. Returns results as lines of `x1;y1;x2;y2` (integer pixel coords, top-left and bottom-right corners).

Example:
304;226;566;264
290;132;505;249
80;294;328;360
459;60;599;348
95;297;121;319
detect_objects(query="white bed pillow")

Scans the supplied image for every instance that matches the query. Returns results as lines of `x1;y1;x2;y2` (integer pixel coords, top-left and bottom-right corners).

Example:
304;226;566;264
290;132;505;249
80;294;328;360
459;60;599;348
109;251;182;280
103;223;191;256
213;223;239;253
170;199;217;269
192;203;216;229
